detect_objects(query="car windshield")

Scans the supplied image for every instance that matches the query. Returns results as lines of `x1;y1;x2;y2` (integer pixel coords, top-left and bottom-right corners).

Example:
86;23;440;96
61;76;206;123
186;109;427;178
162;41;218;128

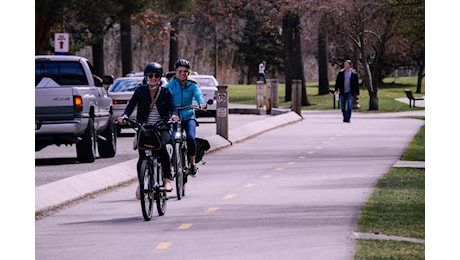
110;78;142;92
193;77;216;88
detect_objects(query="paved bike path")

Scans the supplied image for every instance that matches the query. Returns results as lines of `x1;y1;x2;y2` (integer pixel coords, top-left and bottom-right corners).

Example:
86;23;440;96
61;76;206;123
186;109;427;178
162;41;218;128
35;104;425;215
35;106;302;214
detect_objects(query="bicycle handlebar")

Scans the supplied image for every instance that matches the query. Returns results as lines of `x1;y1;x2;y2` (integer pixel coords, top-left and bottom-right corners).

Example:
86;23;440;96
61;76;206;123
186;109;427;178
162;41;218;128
176;104;207;111
176;99;213;111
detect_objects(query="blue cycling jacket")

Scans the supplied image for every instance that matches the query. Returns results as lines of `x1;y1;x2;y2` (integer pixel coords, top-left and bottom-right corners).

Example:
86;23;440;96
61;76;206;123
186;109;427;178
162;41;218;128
166;77;205;121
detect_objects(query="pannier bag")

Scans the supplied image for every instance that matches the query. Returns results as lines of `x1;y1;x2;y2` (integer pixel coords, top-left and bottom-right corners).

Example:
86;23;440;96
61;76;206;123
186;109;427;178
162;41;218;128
195;137;210;163
138;126;162;150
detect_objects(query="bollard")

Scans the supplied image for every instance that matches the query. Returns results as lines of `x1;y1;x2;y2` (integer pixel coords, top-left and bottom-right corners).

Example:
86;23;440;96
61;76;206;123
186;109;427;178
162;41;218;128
291;79;302;115
269;79;279;108
256;81;264;108
266;83;272;114
216;85;228;139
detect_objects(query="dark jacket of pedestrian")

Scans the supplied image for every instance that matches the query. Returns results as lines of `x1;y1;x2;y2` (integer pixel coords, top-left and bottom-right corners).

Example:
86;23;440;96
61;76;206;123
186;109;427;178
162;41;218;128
335;69;360;96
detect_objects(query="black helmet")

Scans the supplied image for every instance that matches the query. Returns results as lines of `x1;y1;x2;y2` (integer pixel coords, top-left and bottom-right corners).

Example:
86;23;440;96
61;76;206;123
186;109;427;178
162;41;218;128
144;62;163;76
174;59;191;70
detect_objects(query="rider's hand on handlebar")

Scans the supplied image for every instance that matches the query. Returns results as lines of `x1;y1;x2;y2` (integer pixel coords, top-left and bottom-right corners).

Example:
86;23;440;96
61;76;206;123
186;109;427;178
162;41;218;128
171;114;179;122
117;115;127;124
199;103;207;110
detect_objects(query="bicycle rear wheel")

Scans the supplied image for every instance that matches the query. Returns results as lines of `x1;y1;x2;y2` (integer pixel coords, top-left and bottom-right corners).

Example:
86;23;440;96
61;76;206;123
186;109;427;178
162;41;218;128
173;142;184;200
155;160;167;216
139;159;154;221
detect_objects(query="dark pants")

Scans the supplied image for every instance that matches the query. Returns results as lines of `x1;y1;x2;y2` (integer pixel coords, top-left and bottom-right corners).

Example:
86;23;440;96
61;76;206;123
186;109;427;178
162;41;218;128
137;130;172;180
257;73;266;84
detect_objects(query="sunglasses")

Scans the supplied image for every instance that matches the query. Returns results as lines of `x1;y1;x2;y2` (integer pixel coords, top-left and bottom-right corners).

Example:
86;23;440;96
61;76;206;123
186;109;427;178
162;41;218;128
176;70;189;74
147;73;161;79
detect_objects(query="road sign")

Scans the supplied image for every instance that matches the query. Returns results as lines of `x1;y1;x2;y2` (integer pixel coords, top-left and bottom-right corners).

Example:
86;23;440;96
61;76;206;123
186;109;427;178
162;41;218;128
216;93;227;103
55;33;69;55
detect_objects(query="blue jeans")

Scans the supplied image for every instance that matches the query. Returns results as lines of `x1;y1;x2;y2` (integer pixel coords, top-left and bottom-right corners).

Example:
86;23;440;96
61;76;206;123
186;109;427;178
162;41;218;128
339;92;354;122
172;119;197;157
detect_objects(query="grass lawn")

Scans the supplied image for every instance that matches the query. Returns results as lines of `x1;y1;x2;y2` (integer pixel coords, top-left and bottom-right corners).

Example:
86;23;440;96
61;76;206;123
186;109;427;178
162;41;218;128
227;76;424;113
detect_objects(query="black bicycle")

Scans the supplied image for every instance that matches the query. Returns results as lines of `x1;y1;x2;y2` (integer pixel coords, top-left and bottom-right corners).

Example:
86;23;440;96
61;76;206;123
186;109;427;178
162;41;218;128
172;103;211;200
120;118;169;221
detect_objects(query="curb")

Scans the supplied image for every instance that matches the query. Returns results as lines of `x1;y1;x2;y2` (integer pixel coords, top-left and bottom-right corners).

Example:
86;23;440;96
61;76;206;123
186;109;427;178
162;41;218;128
35;111;303;214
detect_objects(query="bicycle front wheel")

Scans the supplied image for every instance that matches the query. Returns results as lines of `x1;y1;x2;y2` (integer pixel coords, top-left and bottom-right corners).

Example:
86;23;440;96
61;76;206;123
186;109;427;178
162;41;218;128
154;160;167;216
139;159;154;221
180;143;188;197
173;142;184;200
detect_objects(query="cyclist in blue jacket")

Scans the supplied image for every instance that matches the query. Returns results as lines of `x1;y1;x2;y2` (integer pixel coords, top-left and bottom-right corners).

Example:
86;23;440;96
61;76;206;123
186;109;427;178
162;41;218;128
166;59;206;177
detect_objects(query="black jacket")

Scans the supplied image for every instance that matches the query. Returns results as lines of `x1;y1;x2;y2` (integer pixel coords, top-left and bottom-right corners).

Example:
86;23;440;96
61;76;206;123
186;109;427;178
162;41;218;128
335;69;360;96
123;84;178;124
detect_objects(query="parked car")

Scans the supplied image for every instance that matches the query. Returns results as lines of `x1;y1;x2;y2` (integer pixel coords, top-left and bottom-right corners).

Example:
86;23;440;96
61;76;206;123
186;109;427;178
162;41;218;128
188;74;218;118
108;75;167;135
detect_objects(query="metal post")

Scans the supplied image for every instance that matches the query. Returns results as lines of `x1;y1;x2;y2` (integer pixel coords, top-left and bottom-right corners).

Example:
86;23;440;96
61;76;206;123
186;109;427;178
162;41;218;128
216;85;228;139
256;81;264;108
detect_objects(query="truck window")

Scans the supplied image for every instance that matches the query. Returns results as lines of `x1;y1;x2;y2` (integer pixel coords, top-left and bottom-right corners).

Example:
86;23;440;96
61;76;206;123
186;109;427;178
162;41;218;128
35;61;88;86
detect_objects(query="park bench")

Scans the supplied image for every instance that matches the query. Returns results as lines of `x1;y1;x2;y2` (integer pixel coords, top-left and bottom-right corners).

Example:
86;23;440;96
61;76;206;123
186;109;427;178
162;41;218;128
404;89;424;108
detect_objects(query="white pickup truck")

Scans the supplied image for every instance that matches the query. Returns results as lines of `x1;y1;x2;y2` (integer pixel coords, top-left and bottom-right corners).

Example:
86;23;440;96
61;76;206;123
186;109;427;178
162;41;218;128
35;55;117;163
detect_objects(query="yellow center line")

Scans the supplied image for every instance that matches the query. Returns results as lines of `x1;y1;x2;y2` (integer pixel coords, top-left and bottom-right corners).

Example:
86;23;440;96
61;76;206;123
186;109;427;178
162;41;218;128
205;207;218;212
244;183;255;188
287;161;296;165
306;151;315;154
155;242;171;250
224;194;236;199
315;146;322;149
261;175;271;179
275;167;284;171
178;224;192;230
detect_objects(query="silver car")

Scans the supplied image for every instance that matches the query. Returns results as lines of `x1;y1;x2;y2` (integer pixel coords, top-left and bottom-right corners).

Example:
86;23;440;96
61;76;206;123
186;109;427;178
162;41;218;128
188;74;218;118
108;76;168;134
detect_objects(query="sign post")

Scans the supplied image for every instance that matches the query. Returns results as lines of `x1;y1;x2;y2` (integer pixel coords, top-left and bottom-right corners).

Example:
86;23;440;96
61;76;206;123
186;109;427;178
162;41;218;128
216;85;228;139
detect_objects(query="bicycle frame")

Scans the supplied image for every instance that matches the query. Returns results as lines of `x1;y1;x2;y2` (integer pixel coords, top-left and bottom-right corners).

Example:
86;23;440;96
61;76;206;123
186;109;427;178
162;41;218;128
119;118;168;220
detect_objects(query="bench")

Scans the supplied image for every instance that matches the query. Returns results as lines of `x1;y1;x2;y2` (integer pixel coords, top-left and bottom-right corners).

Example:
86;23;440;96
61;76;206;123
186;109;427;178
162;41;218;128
404;89;424;108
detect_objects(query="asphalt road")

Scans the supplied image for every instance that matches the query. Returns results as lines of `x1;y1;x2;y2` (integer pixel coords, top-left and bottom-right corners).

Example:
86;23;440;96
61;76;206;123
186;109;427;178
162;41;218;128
35;114;270;187
35;109;425;259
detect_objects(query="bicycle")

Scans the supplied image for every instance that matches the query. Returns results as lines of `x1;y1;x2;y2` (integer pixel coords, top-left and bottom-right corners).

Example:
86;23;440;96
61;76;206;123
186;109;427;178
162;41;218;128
120;118;170;221
171;103;211;200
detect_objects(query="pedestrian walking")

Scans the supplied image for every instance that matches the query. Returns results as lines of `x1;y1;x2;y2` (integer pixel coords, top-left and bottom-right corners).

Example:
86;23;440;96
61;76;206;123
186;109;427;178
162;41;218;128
257;60;266;84
334;60;359;123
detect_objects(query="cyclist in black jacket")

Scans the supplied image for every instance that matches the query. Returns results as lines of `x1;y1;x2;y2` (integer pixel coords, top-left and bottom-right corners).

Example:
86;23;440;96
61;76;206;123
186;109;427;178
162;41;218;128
119;62;179;198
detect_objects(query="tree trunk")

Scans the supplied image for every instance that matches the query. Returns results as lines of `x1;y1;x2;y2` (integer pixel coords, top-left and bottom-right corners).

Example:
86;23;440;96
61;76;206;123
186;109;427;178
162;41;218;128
169;18;180;72
282;12;310;106
317;21;330;95
416;58;424;93
92;36;104;76
120;20;132;76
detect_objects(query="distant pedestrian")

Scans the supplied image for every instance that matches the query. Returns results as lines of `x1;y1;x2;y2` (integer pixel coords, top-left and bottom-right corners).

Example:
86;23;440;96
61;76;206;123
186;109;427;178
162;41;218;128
334;60;359;123
257;60;266;84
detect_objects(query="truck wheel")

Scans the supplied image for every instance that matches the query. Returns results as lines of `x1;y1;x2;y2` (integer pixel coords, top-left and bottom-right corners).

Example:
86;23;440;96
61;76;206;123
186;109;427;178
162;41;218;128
76;118;96;163
98;117;117;158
